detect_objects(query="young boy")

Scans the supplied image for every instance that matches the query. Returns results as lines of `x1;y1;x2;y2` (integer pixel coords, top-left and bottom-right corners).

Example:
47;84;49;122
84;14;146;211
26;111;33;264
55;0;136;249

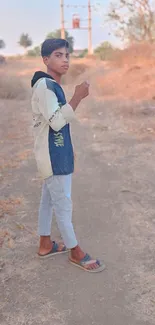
31;38;105;272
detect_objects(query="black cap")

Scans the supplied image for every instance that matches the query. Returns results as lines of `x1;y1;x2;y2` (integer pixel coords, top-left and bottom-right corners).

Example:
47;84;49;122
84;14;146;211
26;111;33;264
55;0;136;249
41;38;69;57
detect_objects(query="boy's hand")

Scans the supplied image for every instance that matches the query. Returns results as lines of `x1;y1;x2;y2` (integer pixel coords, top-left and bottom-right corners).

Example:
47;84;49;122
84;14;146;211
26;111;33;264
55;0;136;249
69;81;90;111
74;81;90;100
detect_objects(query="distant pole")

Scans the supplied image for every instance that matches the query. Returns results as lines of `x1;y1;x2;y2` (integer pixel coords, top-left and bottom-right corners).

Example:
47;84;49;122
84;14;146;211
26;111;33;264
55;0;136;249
88;0;93;55
60;0;65;39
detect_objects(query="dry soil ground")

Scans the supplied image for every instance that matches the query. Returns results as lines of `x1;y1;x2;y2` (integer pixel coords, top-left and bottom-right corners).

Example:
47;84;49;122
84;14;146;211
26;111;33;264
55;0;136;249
0;57;155;325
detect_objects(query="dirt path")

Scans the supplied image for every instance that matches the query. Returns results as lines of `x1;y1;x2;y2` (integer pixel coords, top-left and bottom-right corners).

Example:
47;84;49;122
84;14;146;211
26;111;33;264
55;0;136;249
0;94;155;325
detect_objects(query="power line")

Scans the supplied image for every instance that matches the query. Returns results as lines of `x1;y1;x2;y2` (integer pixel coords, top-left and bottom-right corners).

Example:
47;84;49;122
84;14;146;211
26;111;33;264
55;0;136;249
65;5;95;8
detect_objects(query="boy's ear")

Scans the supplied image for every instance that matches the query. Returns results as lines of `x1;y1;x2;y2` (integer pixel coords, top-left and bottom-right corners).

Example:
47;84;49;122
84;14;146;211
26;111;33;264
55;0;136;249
43;56;49;66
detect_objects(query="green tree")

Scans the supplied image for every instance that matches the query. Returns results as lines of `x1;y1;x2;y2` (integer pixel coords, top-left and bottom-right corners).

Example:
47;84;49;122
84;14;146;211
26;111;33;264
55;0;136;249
79;49;88;58
0;39;5;50
27;46;41;57
95;41;114;60
108;0;155;43
46;29;74;53
19;33;32;52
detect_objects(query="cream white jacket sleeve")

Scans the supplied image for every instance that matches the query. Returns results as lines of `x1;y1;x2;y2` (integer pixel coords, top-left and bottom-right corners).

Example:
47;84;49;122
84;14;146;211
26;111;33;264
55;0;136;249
36;79;75;132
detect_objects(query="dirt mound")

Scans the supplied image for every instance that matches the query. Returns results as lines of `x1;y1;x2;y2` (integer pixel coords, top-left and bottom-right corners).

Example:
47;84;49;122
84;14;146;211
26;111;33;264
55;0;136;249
95;64;155;100
61;46;155;101
1;51;154;101
93;44;155;100
111;43;155;67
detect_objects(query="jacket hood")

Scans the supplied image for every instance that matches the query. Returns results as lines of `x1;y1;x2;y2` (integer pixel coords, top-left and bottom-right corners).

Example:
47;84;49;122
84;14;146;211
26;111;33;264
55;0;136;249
31;71;54;87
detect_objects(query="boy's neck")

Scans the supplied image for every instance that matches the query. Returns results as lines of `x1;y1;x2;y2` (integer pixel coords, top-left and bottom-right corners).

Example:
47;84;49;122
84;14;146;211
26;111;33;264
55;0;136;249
47;69;61;84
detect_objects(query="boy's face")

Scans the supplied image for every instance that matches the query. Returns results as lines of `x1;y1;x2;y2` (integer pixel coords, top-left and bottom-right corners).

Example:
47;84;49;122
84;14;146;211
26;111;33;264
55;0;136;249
43;47;70;75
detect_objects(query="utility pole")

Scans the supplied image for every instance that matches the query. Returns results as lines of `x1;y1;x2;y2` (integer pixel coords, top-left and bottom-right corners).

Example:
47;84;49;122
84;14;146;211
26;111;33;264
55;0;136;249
59;1;93;54
88;0;93;55
60;0;65;39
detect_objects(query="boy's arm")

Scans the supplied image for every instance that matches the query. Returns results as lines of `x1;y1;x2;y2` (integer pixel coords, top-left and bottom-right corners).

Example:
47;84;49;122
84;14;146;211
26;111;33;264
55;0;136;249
37;81;75;132
37;79;89;132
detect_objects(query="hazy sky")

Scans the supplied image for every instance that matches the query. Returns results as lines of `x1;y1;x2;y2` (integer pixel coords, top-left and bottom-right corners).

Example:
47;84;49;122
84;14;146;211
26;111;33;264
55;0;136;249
0;0;115;55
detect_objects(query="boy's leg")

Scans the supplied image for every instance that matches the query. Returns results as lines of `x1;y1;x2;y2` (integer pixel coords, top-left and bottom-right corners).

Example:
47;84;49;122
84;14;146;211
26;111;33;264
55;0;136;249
46;174;100;270
38;179;68;256
46;174;77;249
38;182;53;255
38;182;53;236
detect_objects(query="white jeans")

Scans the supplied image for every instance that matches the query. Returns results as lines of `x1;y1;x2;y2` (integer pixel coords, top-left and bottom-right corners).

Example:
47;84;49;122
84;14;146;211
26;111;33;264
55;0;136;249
38;174;78;249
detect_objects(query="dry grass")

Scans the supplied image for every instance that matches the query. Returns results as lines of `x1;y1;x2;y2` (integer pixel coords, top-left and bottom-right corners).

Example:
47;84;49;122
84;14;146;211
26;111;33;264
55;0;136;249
0;74;27;100
1;48;155;106
0;195;23;248
92;43;155;101
16;149;32;161
0;229;16;249
0;197;23;218
63;62;88;84
0;58;91;98
95;65;155;100
0;148;32;172
0;160;19;170
111;43;155;67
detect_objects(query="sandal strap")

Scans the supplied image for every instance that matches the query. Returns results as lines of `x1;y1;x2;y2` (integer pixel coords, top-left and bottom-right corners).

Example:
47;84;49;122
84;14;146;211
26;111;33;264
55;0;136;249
52;241;66;253
81;253;91;263
52;241;59;253
80;254;100;266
